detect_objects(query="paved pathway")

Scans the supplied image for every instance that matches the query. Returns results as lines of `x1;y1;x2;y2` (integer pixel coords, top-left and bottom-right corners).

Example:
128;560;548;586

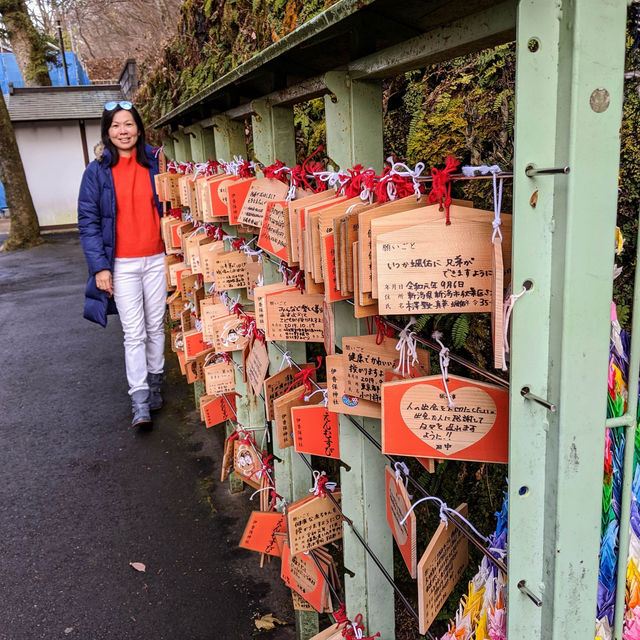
0;233;295;640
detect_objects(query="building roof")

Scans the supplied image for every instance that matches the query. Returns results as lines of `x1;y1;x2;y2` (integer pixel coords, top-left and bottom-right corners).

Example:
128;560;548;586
6;84;123;122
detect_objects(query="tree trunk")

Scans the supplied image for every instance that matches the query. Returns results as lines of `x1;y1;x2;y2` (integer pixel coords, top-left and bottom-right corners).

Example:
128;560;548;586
0;91;43;251
0;0;52;86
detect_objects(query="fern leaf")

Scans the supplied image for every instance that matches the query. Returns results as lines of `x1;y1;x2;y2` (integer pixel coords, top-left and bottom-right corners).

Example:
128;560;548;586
451;315;470;349
414;314;431;333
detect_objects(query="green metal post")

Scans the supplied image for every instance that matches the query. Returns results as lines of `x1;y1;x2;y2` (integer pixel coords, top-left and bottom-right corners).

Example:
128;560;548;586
509;2;626;639
188;123;215;163
161;136;175;161
324;72;393;639
172;130;191;163
213;115;246;161
251;99;319;639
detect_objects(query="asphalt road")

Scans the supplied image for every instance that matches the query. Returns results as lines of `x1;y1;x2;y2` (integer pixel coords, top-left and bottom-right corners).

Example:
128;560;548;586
0;232;295;640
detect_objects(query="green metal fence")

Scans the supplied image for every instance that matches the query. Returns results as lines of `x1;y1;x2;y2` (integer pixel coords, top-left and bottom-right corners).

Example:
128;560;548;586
156;1;631;638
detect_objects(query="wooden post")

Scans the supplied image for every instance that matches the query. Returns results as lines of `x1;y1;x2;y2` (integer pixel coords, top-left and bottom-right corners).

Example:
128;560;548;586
213;115;246;160
188;123;215;162
323;71;394;639
172;130;191;162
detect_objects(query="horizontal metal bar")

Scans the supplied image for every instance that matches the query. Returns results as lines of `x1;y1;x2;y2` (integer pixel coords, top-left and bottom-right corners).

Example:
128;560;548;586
225;102;256;121
525;165;570;177
416;171;513;183
516;580;543;607
520;387;556;412
605;413;637;428
349;0;516;79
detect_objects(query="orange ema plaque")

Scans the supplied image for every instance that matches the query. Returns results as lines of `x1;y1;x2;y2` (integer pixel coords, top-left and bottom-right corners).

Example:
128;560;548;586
382;374;509;463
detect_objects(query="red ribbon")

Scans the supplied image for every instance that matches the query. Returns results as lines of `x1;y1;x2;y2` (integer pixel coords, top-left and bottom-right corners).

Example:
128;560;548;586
237;160;253;178
231;238;245;251
288;266;305;292
367;315;394;345
374;168;415;204
166;208;183;220
427;155;460;224
285;357;322;399
262;159;289;182
231;301;244;318
315;473;333;498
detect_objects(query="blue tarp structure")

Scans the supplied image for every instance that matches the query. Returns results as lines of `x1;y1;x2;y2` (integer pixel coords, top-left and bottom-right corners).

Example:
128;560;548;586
0;51;90;93
0;51;90;209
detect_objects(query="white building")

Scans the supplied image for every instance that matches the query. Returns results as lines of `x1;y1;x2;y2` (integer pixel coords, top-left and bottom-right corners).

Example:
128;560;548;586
6;84;123;228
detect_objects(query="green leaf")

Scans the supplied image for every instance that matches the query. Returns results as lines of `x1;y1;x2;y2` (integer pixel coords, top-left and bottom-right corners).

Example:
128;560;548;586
451;315;470;349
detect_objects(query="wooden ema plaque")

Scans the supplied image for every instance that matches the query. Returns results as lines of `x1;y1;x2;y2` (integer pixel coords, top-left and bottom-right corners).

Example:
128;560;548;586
201;302;229;343
382;374;509;463
204;360;236;396
281;541;329;612
286;491;342;556
376;217;512;315
238;178;289;229
308;624;344;640
210;314;249;353
245;339;270;396
246;260;263;300
352;242;378;318
288;190;336;263
292;404;340;459
233;440;263;490
199;240;225;281
258;201;289;259
385;466;417;578
272;384;326;449
265;291;325;342
227;177;256;224
417;503;469;635
239;511;287;557
326;354;380;419
210;251;250;290
200;393;236;428
369;205;512;299
342;334;430;404
263;364;317;421
182;329;209;362
254;283;296;330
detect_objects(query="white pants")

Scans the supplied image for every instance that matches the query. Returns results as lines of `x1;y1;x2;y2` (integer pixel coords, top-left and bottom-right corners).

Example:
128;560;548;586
113;253;166;395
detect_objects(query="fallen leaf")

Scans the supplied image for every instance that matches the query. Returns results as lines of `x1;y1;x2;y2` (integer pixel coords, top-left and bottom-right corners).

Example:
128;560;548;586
129;562;146;572
254;613;286;631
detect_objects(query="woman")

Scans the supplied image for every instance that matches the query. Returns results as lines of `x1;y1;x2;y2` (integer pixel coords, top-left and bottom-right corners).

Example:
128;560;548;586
78;101;166;428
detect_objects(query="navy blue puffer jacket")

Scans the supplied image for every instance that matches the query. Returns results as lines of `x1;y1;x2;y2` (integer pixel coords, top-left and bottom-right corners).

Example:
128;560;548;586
77;143;162;326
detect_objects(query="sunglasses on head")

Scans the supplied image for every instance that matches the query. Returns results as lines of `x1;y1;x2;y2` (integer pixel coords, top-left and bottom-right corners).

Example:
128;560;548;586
104;101;133;111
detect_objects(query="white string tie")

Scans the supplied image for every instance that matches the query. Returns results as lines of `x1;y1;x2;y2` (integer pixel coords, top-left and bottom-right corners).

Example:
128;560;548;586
249;486;272;501
195;318;203;333
391;161;425;199
432;331;456;408
222;234;237;243
153;145;165;158
314;170;349;192
278;350;294;371
309;470;337;496
461;164;504;242
275;496;287;513
393;461;412;498
256;274;264;288
502;285;528;372
304;388;329;407
394;317;418;377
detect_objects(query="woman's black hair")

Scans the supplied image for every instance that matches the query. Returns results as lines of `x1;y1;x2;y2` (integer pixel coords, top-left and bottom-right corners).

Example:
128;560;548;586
100;104;151;169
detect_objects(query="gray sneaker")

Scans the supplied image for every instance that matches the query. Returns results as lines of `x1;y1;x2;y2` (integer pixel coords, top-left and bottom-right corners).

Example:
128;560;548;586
131;390;152;427
147;373;163;411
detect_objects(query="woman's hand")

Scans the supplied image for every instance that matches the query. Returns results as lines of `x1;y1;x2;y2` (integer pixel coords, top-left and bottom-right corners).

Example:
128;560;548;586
95;269;113;297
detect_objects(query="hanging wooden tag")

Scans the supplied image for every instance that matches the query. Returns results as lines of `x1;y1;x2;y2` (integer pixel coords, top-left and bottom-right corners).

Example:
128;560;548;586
281;541;328;612
370;205;512;300
376;218;512;315
183;329;209;361
492;237;505;369
265;291;325;342
180;272;202;301
417;503;469;635
239;511;287;557
253;283;297;330
292;404;340;459
352;242;379;318
204;360;236;396
286;491;343;556
199;240;225;281
246;259;263;300
342;334;430;404
224;177;255;223
207;174;237;218
385;466;417;579
308;624;344;640
237;178;289;229
233;439;263;489
326;354;380;419
183;230;207;271
323;300;336;356
210;251;250;290
200;393;236;428
221;433;236;482
210;314;249;352
263;364;317;421
168;261;187;289
288;190;336;263
381;374;509;463
259;201;290;259
167;290;183;320
272;384;326;449
246;339;270;396
201;302;229;343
